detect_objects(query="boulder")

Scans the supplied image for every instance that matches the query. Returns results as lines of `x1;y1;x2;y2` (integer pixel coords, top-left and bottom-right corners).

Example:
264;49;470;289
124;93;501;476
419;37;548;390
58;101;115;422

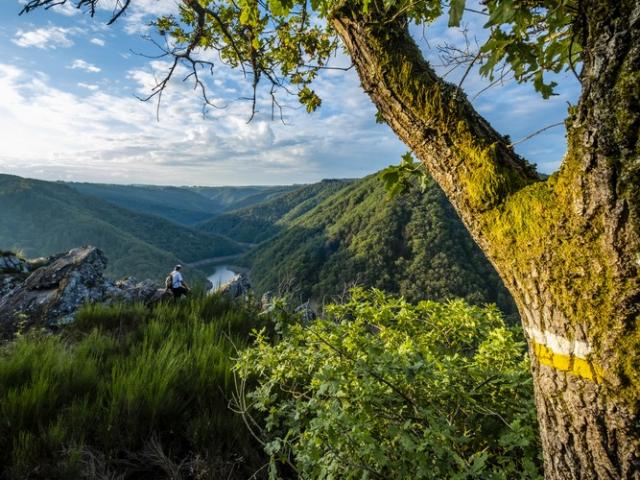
22;247;106;292
0;246;164;339
0;274;21;300
261;291;274;310
107;278;161;305
0;253;29;274
0;253;36;299
0;247;108;335
217;273;251;299
295;300;317;325
146;288;174;304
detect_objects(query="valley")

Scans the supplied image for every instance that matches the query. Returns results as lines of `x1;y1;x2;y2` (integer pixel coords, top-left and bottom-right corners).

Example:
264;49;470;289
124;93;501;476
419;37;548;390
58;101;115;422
2;171;516;317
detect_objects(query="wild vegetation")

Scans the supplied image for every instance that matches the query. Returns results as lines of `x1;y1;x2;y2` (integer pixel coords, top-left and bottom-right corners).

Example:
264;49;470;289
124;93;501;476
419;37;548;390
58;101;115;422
237;289;541;479
14;0;640;475
197;179;353;243
191;185;300;214
70;182;297;226
0;291;270;479
0;287;541;479
68;182;228;226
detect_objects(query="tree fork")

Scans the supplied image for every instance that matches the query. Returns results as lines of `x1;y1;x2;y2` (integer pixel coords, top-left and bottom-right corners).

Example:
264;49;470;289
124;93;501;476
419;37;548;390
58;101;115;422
331;2;640;478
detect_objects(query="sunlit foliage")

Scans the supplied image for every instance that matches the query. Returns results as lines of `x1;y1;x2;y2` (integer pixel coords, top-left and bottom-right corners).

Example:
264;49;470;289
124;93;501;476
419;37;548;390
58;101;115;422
237;288;541;479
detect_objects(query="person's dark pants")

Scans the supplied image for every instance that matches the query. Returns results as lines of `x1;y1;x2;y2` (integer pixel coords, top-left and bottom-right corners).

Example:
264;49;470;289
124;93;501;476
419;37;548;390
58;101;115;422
171;286;189;298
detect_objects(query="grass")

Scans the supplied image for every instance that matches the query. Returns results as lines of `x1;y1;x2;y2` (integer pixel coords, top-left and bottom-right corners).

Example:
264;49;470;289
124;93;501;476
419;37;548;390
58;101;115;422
0;291;272;480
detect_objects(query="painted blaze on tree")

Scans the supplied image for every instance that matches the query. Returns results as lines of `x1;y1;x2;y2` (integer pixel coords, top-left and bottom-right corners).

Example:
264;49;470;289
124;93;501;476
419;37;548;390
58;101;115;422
21;0;640;478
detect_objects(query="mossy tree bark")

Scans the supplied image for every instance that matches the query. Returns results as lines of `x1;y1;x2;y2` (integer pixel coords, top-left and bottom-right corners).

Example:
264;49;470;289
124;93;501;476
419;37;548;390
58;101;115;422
331;1;640;478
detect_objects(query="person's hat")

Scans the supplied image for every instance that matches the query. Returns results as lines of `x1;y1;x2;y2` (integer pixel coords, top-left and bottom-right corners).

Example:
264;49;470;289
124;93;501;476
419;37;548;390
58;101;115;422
175;264;182;270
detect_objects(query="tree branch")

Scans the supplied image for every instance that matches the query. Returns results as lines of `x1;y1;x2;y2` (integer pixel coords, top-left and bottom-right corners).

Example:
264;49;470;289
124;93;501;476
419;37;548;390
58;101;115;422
332;9;539;216
509;121;564;147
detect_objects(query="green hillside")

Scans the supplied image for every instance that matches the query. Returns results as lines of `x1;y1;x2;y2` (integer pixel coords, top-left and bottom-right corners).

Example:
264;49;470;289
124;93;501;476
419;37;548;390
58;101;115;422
68;182;300;226
69;182;224;225
245;174;517;316
190;185;299;212
0;175;242;281
196;179;354;243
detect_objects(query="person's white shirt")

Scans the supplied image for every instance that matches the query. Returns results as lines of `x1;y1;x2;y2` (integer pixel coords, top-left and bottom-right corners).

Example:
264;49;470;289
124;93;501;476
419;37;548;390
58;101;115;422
171;270;184;288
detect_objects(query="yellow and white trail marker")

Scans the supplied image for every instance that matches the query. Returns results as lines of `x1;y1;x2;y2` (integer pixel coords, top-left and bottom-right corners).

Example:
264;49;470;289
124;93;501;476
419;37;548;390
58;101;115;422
525;327;604;382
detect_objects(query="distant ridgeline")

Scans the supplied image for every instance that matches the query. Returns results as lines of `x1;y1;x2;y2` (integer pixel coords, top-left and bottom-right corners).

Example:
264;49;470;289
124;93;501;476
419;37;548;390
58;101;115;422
196;175;518;317
69;182;299;226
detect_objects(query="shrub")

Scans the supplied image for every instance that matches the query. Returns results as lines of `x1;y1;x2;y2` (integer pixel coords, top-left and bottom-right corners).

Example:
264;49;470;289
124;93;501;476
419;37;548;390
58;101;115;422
235;288;542;479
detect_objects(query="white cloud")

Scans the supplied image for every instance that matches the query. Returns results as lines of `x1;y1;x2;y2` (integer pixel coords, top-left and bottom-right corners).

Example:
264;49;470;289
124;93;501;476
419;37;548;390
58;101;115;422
69;59;101;73
0;61;404;185
49;2;79;16
78;82;99;91
90;37;105;46
96;0;180;34
0;0;577;186
12;26;76;49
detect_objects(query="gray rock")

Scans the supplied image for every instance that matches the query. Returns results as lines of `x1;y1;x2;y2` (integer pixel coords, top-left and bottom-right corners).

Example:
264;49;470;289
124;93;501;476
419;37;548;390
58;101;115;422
147;288;174;304
27;254;61;272
0;254;29;274
217;273;251;299
0;275;21;300
295;301;317;325
106;277;161;304
0;247;108;335
0;246;164;338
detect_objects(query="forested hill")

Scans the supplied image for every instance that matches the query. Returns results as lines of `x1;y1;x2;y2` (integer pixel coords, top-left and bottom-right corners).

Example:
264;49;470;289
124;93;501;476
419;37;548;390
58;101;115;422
0;175;243;281
190;185;300;212
245;174;517;316
196;179;355;243
69;182;297;226
68;182;224;225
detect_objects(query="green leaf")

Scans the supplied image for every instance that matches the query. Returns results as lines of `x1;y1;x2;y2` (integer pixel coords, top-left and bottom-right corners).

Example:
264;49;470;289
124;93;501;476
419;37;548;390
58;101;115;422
533;71;557;99
448;0;466;27
269;0;293;17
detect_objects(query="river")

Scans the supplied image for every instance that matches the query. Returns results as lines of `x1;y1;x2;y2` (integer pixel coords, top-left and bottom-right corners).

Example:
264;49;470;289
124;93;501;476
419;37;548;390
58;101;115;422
207;265;237;290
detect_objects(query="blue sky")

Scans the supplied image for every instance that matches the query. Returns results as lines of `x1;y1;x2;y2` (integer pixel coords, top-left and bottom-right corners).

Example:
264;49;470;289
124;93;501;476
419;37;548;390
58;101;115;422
0;0;580;186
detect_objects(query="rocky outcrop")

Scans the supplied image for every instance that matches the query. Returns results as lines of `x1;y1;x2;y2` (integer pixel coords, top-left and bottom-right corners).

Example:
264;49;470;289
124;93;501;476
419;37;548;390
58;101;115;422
217;273;251;299
295;301;317;325
108;277;170;305
1;253;30;300
0;246;169;339
260;291;273;310
0;253;29;274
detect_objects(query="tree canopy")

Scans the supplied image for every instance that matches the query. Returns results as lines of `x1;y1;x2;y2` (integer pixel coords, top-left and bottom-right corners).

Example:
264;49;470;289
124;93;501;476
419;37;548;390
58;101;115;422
20;0;581;118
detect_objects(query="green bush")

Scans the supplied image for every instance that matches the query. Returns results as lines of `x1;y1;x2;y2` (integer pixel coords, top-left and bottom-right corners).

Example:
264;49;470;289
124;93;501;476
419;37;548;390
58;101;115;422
236;288;542;479
0;292;270;480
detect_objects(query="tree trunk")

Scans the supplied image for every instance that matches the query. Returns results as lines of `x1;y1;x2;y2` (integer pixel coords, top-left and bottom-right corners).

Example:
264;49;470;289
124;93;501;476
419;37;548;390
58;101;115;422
331;1;640;478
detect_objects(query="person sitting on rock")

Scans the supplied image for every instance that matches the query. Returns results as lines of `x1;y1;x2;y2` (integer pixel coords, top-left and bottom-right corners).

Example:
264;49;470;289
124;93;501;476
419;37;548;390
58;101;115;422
169;264;189;298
